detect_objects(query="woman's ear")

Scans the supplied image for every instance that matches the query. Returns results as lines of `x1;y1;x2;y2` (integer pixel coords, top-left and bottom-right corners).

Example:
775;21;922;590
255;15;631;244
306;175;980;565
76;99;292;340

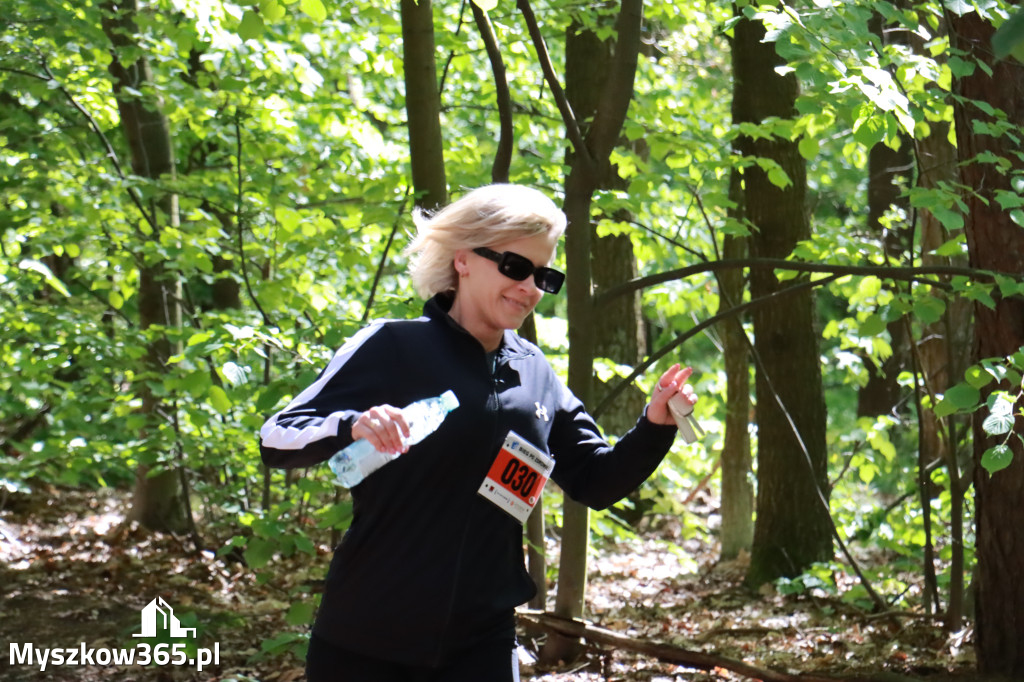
453;249;470;277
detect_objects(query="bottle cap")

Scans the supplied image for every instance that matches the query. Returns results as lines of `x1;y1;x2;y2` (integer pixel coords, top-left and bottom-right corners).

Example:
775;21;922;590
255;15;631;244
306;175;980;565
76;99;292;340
439;390;459;411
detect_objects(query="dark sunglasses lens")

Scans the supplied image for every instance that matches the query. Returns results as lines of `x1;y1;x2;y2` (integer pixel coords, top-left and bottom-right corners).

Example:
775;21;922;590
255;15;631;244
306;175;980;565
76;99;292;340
535;268;565;294
498;252;535;281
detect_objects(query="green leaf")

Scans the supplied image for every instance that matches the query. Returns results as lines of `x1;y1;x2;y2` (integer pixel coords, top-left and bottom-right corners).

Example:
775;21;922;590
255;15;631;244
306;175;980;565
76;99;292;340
931;233;966;257
946;382;981;408
931;205;964;231
238;10;265;40
913;296;946;326
243;537;276;569
208;385;233;414
965;365;992;389
993;11;1024;61
285;600;315;626
936;382;982;417
319;501;353;529
981;444;1014;474
260;0;287;21
798;135;818;160
767;166;791;189
300;0;327;22
472;0;499;9
859;313;887;337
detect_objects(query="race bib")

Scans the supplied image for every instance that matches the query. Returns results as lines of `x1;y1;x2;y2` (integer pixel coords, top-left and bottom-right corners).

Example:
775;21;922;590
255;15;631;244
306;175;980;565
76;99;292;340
477;431;554;524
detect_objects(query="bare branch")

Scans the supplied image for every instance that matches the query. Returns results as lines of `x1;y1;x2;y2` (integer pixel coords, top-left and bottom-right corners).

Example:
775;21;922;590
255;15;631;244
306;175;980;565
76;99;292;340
595;257;1013;305
470;3;514;182
592;275;840;419
516;0;593;173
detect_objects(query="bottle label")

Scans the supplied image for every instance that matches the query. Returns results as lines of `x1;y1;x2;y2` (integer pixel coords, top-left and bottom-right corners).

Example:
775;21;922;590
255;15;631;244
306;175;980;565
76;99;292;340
477;430;554;524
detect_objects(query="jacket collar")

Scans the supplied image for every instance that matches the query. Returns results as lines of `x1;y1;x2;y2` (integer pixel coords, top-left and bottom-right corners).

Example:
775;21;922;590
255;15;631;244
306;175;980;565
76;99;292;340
424;293;535;361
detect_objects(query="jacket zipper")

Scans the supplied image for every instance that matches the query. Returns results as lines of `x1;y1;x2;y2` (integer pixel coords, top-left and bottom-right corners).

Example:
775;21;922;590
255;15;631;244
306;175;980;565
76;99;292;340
431;346;505;666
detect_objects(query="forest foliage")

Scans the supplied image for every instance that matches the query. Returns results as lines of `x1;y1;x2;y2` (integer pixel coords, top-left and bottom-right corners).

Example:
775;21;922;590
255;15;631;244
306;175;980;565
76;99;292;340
3;0;1024;677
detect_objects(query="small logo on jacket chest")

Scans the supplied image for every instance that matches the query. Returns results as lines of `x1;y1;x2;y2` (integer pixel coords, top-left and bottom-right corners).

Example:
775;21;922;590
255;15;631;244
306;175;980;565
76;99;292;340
534;402;549;422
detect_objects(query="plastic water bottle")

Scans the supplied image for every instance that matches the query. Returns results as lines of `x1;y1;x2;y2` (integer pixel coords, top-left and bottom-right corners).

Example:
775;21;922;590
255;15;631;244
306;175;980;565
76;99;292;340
328;390;460;487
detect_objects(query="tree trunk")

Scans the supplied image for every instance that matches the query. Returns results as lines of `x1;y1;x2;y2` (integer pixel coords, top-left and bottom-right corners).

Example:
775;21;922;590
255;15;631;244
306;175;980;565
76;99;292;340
102;0;187;533
916;118;971;627
732;14;832;586
950;9;1024;676
718;210;753;560
401;0;447;209
858;138;913;417
566;16;648;520
538;0;644;665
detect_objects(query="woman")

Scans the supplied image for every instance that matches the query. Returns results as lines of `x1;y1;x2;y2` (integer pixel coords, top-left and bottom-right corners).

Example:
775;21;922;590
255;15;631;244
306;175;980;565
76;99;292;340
259;184;698;681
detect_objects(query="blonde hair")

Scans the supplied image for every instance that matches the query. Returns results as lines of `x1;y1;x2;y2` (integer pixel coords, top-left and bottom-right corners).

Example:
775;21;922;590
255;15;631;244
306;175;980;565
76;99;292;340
405;184;567;299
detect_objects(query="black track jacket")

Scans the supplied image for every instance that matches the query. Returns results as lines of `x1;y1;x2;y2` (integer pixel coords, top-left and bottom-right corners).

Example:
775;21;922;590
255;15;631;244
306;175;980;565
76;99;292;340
259;294;677;666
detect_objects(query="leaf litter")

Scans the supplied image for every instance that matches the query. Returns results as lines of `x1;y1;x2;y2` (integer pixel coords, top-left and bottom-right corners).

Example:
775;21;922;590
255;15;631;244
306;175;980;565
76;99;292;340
1;488;976;681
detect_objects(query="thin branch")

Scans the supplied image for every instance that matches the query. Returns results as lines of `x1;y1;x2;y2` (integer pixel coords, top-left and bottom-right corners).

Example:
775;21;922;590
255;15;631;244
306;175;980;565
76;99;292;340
515;0;593;172
362;186;412;325
595;257;1012;305
517;610;830;682
36;54;157;232
592;275;840;419
470;1;514;182
232;108;272;327
738;288;890;613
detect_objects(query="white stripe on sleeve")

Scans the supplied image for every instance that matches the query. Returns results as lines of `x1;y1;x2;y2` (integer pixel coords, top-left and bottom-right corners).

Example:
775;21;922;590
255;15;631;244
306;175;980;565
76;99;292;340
259;322;388;450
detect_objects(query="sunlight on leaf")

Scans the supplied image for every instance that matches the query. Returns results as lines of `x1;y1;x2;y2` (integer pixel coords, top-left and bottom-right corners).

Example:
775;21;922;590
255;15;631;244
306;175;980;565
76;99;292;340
19;259;71;297
260;0;287;21
300;0;327;22
982;411;1014;436
942;0;973;16
221;361;249;387
472;0;499;10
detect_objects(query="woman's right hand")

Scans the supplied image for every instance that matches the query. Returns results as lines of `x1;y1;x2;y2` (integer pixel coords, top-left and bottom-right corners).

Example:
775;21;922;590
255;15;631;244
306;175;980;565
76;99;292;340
351;405;411;455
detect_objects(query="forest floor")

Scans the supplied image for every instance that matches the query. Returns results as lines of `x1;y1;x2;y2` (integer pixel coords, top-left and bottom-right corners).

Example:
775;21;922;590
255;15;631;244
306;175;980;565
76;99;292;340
0;486;979;682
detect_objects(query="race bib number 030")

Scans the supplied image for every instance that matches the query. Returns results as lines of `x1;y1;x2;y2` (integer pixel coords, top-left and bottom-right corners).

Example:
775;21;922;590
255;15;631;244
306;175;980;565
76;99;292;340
477;431;554;524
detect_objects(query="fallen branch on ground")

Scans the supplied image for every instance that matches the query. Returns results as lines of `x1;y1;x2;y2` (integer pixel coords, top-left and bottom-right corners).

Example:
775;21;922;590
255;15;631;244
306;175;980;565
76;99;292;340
516;610;919;682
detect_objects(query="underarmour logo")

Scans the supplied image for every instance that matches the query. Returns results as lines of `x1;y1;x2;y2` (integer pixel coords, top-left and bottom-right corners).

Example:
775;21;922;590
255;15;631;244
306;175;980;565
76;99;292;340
535;402;549;422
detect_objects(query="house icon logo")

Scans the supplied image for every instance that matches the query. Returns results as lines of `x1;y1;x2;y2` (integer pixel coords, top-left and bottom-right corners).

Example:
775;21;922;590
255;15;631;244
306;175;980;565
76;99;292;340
133;597;197;638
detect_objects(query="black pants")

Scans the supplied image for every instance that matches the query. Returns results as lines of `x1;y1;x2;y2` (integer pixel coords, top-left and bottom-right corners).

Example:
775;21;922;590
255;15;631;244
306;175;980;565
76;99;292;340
305;633;520;682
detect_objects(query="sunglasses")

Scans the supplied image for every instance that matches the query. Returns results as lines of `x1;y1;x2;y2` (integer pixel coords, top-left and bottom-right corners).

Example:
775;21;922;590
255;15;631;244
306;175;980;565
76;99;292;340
472;247;565;294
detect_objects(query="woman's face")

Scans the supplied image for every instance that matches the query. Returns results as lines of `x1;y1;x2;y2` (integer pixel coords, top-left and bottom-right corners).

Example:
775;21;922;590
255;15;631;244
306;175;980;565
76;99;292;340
451;231;560;350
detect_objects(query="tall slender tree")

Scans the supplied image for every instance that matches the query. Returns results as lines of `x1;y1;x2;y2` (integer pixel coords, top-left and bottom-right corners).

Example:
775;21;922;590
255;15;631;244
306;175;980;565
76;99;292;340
102;0;188;532
731;10;832;586
950;8;1024;675
402;0;447;209
524;0;646;664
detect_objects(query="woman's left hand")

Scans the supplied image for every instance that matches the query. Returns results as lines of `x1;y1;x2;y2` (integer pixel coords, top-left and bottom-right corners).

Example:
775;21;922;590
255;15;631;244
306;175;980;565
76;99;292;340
645;363;697;427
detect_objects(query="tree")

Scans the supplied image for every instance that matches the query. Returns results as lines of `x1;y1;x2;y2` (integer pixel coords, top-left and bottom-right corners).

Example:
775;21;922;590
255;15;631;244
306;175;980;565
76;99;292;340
523;0;646;663
101;0;189;533
718;174;753;560
731;9;832;586
402;0;447;209
950;7;1024;676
